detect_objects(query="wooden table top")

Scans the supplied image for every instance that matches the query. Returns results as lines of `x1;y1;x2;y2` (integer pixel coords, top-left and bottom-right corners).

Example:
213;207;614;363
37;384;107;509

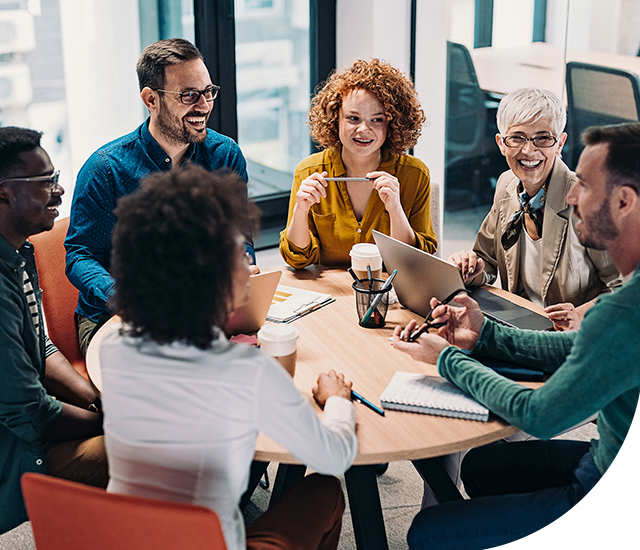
254;266;541;465
86;266;542;466
470;42;640;97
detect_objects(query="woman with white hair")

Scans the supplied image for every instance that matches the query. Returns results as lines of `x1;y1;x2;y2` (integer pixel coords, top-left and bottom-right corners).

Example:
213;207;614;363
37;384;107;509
449;87;620;331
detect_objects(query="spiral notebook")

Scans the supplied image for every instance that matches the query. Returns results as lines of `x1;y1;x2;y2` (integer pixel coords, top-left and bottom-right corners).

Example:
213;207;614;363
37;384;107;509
379;372;489;422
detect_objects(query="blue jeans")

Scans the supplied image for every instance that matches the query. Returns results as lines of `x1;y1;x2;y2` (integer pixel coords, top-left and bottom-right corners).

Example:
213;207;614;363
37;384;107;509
407;440;600;550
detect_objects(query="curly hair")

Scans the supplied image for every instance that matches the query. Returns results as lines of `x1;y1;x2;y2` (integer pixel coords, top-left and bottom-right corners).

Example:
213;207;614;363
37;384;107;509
110;165;259;349
307;58;426;155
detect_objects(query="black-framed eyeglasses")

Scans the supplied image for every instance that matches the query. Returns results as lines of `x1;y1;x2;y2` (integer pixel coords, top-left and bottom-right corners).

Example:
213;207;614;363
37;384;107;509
154;85;220;105
0;169;61;192
502;135;558;148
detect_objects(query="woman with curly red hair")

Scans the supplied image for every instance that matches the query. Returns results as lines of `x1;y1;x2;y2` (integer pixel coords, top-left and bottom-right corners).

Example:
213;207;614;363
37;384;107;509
279;58;437;268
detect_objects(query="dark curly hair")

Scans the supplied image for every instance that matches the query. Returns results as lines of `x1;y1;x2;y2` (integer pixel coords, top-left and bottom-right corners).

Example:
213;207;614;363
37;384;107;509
308;58;426;155
110;165;259;349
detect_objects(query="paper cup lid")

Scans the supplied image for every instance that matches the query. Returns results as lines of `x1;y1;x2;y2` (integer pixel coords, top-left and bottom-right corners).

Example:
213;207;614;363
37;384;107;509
349;243;380;260
257;324;299;356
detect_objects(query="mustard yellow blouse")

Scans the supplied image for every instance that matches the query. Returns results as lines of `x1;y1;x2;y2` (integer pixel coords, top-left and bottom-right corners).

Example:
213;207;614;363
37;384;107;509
279;147;437;268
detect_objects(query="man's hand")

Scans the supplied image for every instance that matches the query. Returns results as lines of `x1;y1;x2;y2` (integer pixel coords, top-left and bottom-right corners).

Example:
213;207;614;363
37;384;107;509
312;369;353;408
428;293;485;350
392;321;451;364
448;249;485;285
392;293;485;364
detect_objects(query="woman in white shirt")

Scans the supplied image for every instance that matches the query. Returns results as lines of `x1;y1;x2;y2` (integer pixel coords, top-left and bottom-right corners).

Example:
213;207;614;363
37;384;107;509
100;165;358;550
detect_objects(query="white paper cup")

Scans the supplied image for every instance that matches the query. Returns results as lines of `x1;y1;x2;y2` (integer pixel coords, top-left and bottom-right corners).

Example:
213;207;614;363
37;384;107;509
350;243;383;285
257;324;299;377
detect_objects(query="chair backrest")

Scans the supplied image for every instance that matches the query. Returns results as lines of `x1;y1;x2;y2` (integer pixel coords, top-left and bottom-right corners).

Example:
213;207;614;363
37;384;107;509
565;61;640;168
430;180;443;258
21;473;228;550
445;41;487;159
29;217;86;378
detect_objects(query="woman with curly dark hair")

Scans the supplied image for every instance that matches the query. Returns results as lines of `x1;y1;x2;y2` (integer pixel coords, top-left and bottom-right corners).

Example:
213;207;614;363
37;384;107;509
279;58;437;268
101;165;358;550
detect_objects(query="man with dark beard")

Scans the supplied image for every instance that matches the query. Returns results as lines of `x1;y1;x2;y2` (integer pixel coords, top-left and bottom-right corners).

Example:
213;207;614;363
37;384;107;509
65;39;255;356
393;122;640;549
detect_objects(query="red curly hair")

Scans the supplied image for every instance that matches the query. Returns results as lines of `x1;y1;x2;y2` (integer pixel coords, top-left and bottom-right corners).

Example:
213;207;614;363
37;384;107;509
308;58;426;155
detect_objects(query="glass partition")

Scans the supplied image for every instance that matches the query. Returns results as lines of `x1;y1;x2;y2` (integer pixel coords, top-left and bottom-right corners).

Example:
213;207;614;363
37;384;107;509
444;0;640;245
234;0;312;248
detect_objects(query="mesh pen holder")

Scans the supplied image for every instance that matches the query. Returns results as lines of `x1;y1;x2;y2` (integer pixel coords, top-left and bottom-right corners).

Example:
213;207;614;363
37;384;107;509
353;279;391;328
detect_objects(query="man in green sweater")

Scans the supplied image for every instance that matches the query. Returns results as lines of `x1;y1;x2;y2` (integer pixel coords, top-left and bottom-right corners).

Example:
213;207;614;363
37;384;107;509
393;122;640;550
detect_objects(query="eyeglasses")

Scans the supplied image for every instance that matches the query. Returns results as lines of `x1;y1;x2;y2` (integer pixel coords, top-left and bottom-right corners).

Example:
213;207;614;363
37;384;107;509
154;85;220;105
502;135;558;148
0;169;61;192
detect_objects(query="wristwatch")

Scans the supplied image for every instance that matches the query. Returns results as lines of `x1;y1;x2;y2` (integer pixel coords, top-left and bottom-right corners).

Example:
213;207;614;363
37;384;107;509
88;396;102;414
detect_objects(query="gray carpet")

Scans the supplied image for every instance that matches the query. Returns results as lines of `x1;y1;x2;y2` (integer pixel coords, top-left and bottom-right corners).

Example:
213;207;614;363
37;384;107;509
0;422;597;550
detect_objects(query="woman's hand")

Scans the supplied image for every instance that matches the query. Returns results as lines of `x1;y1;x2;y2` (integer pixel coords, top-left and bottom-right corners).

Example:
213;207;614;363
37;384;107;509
294;171;329;214
313;369;353;408
368;170;415;245
368;171;402;213
448;250;485;285
544;301;590;331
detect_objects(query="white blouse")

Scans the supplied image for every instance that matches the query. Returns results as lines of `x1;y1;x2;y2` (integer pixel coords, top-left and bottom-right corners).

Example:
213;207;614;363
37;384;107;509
100;327;357;550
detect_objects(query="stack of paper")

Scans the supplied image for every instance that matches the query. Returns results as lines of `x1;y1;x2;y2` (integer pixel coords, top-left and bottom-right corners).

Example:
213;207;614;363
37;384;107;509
266;285;334;323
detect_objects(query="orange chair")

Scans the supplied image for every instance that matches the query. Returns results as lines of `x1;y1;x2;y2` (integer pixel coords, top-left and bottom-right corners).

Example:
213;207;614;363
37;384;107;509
29;217;87;379
21;473;228;550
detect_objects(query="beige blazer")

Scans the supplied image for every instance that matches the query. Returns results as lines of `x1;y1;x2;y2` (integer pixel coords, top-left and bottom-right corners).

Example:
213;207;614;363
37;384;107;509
470;159;621;307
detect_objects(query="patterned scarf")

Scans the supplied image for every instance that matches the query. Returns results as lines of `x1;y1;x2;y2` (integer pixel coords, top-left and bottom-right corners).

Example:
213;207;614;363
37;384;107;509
501;181;547;250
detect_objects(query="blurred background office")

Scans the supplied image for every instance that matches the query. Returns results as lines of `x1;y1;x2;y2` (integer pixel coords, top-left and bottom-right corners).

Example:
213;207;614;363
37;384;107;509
1;0;639;253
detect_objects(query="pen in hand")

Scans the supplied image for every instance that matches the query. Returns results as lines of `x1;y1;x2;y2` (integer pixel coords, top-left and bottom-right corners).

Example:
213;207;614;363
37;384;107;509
407;289;467;342
351;390;385;416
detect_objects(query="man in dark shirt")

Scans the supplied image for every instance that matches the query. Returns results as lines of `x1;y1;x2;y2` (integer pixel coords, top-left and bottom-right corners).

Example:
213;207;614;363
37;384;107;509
65;38;255;356
0;127;107;534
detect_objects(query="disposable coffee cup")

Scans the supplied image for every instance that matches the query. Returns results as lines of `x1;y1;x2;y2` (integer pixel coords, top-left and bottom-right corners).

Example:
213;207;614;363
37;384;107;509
349;243;383;288
257;324;299;377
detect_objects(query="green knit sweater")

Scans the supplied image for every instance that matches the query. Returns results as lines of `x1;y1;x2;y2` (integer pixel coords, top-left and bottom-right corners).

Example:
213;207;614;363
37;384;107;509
438;265;640;476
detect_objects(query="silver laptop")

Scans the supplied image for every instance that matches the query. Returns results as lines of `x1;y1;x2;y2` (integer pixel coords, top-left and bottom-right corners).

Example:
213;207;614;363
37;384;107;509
225;270;282;336
372;230;553;330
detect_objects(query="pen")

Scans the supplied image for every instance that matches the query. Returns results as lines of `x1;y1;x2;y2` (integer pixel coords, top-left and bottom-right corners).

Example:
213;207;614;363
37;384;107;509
360;269;398;325
351;390;385;416
348;268;366;289
324;177;372;181
366;263;373;290
407;289;467;342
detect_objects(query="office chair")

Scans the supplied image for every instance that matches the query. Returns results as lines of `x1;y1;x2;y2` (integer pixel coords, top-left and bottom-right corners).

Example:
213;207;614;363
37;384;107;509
565;61;640;169
29;217;88;379
445;41;503;209
21;473;228;550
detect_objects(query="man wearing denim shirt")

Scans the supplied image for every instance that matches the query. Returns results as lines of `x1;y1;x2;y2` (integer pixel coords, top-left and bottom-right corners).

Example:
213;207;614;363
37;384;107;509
65;38;255;356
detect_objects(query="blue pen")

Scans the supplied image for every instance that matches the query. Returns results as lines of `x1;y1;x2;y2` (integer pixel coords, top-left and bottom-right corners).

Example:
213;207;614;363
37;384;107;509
351;390;385;416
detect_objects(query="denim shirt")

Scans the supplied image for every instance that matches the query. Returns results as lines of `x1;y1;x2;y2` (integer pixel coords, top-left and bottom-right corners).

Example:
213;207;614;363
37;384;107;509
65;119;252;322
0;235;63;533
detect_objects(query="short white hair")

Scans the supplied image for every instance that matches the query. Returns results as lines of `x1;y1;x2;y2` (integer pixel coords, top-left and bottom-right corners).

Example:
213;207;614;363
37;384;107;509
496;87;566;136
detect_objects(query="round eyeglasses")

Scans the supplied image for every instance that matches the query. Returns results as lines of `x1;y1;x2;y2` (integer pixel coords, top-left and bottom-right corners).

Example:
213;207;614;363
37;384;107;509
154;85;220;105
502;135;558;148
0;169;61;192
